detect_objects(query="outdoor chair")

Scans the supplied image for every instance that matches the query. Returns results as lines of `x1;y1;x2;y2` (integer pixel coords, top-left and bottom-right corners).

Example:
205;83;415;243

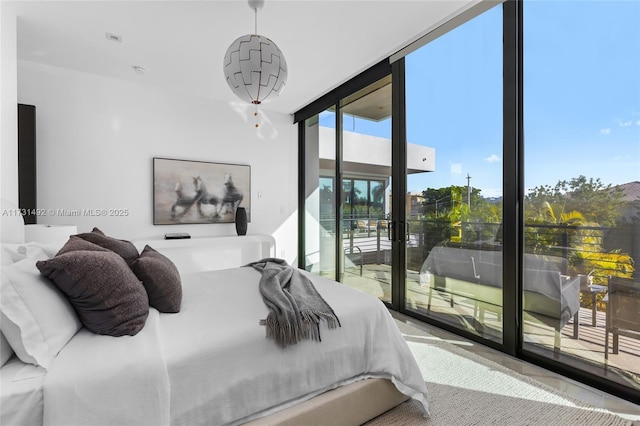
605;276;640;359
421;246;581;353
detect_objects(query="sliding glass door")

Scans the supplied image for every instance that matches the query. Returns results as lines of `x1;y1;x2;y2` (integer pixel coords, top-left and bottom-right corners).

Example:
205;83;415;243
298;0;640;403
303;110;337;279
523;0;640;395
340;78;393;302
302;76;394;304
404;5;504;344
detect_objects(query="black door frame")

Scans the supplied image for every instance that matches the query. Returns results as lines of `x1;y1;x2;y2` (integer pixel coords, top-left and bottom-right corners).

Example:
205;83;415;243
390;59;406;312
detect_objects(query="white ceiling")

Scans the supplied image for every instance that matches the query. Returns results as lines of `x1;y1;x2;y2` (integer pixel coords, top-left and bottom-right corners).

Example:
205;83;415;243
10;0;479;116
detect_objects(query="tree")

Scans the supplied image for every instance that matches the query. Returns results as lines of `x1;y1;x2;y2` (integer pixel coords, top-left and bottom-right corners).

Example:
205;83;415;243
526;175;625;227
524;179;634;282
422;185;484;219
422;187;454;217
420;185;502;244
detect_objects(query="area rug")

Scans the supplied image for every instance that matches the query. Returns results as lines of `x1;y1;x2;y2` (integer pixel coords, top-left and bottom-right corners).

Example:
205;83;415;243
365;320;637;425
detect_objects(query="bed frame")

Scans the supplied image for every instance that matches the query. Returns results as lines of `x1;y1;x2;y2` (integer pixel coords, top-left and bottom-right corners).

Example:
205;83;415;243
245;378;408;425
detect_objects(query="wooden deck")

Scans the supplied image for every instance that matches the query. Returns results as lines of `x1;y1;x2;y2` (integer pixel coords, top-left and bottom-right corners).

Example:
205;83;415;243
564;307;640;375
339;262;640;389
337;234;640;389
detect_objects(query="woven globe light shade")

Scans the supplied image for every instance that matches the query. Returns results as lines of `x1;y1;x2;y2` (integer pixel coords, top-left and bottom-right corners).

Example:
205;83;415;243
223;34;287;105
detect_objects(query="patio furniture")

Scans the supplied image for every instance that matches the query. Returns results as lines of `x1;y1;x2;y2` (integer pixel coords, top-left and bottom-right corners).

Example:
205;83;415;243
605;276;640;360
580;280;608;327
421;246;581;351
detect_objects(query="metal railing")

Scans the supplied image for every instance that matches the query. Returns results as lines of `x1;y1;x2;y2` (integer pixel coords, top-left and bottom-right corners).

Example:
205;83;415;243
318;217;638;283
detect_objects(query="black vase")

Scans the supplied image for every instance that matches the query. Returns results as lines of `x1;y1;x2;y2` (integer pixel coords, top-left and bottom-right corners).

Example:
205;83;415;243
235;207;247;236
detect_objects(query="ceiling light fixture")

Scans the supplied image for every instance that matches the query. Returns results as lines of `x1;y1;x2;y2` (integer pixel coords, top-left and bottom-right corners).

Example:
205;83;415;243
223;0;287;127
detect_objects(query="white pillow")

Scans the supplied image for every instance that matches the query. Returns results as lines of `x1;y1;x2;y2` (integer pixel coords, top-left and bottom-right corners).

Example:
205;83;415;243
0;198;25;244
0;252;81;369
1;243;32;265
1;242;63;266
0;330;13;367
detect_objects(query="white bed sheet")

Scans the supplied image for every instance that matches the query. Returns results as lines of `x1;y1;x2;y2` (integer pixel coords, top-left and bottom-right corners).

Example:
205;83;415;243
0;356;46;426
43;309;170;426
41;266;429;426
161;267;429;425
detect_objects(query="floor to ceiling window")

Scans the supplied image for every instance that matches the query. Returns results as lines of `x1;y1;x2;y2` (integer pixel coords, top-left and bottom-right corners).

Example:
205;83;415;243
522;0;640;395
302;75;395;303
404;4;504;344
303;110;337;279
340;78;393;302
297;0;639;403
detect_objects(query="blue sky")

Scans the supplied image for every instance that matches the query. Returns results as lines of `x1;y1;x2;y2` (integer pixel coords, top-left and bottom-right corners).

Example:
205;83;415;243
321;1;639;199
522;0;640;196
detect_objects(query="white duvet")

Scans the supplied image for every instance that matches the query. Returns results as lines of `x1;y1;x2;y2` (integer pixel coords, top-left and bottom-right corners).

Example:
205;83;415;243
44;266;429;426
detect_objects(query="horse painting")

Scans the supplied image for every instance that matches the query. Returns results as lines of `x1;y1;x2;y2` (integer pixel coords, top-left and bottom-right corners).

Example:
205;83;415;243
170;181;198;219
192;173;244;220
220;172;244;214
153;158;249;225
193;176;221;219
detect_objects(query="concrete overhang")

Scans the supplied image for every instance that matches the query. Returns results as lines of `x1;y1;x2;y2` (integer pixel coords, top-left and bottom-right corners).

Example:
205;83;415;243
319;127;435;177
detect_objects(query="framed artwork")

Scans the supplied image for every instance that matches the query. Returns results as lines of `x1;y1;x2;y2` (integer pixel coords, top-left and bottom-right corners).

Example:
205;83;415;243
153;157;250;225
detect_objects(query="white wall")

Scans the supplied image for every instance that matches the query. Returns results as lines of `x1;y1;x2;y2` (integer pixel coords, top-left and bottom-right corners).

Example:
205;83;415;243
1;3;18;205
16;60;299;262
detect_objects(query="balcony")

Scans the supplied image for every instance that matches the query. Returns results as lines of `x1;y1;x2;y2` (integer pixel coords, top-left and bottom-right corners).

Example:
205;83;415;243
316;218;640;392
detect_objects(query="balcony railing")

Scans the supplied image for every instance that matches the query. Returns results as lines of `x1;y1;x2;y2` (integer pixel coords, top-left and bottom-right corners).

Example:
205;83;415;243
320;217;637;284
315;217;640;389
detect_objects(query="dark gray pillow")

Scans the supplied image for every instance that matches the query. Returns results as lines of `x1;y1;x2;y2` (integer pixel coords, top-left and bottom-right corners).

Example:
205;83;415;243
74;227;139;266
130;245;182;313
56;235;111;256
36;251;149;337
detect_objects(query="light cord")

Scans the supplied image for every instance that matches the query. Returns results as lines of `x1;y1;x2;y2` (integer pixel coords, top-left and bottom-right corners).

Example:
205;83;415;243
254;7;258;35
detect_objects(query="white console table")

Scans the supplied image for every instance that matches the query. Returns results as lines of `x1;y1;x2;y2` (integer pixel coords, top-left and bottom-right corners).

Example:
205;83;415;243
133;234;275;275
24;224;78;245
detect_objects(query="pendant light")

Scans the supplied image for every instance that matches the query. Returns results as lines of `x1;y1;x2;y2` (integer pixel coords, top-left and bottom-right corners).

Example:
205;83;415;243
223;0;287;127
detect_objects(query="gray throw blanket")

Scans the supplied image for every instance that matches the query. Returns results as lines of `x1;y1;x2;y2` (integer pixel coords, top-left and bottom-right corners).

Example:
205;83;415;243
246;258;340;348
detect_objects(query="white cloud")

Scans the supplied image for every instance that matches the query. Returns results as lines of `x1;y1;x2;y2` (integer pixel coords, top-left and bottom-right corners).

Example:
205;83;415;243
484;154;501;163
450;163;462;174
613;154;631;161
619;121;633;127
636;120;640;126
600;128;611;135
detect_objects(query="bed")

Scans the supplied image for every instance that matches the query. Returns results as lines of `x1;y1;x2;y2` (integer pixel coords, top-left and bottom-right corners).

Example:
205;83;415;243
0;213;429;425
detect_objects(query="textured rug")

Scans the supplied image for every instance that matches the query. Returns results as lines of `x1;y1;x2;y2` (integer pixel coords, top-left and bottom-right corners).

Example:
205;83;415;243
365;320;637;426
